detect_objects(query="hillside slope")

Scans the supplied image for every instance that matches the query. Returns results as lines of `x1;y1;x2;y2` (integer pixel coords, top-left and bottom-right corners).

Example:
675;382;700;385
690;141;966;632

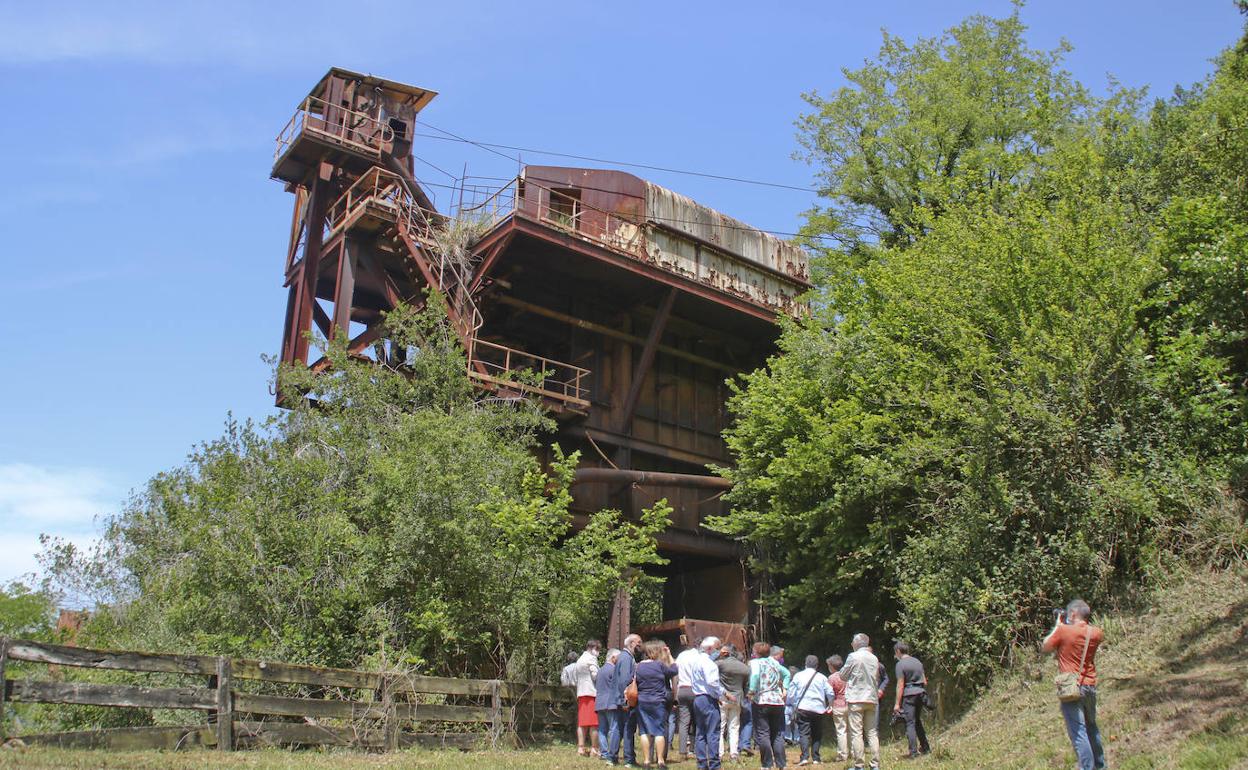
923;566;1248;769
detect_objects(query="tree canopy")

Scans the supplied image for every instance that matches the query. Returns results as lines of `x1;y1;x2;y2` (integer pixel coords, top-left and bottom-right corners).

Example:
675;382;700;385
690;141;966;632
715;8;1248;687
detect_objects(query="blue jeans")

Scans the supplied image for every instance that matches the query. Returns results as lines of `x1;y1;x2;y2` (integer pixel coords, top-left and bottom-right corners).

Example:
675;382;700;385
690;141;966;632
693;694;722;770
600;708;624;763
739;700;754;751
597;710;610;755
1060;686;1105;770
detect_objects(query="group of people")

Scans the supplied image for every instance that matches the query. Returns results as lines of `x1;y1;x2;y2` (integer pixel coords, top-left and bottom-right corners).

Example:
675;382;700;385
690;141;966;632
561;632;930;770
560;596;1106;770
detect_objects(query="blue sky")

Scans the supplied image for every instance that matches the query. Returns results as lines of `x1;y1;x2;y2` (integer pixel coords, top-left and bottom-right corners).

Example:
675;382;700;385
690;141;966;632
0;0;1241;587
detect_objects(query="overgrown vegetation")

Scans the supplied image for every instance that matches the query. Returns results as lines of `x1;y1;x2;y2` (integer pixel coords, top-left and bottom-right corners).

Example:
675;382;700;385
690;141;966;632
711;4;1248;689
39;296;668;682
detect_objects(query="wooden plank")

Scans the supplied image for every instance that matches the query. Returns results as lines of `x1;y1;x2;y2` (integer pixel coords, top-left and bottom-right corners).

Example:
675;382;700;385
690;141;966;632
18;724;213;751
4;640;215;676
394;702;493;723
511;701;574;728
401;731;483;750
233;720;482;750
390;673;493;697
235;719;352;748
233;692;384;720
498;681;573;702
6;679;216;710
231;658;380;689
215;656;233;751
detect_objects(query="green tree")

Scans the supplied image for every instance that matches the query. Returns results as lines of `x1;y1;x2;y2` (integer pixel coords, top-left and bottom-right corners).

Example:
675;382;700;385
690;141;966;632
0;581;55;639
43;297;668;681
716;9;1248;689
796;2;1091;256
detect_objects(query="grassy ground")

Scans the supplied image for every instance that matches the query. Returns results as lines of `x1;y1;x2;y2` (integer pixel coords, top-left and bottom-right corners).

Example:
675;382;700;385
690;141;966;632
2;566;1245;769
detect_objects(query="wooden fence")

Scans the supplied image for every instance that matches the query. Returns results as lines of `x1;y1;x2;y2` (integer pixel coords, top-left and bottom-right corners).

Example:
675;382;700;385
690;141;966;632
0;638;572;752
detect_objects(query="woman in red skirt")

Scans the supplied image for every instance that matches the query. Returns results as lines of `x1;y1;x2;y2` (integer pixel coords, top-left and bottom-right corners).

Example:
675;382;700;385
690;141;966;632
574;640;603;756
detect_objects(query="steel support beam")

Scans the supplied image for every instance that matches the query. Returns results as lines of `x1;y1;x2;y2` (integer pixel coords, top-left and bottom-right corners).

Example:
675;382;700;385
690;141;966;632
573;467;732;490
616;288;677;434
494;295;736;374
332;238;358;335
289;165;334;366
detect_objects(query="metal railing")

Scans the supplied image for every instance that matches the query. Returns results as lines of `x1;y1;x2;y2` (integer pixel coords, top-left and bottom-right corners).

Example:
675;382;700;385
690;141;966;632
455;178;646;261
308;170;591;411
275;95;395;163
325;167;406;236
467;339;590;408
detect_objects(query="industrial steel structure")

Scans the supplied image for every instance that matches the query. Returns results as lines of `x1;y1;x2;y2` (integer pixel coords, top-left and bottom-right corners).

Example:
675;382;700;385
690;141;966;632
270;68;809;647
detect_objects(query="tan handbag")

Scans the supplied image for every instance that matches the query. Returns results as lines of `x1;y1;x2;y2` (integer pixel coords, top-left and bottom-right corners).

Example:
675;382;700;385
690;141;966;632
624;677;639;709
1054;625;1092;703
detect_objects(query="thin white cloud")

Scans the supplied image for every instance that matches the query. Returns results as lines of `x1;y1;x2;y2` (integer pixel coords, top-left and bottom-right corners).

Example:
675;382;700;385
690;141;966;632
0;463;120;584
0;1;473;67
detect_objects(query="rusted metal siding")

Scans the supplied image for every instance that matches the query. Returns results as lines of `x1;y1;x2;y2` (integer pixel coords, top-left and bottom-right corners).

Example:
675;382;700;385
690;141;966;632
644;182;808;315
644;182;808;281
517;167;810;316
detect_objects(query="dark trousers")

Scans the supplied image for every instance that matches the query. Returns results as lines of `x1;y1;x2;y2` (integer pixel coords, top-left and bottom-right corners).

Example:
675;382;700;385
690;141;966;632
753;703;787;769
677;686;696;755
900;693;930;756
692;694;722;770
796;709;823;763
622;707;638;763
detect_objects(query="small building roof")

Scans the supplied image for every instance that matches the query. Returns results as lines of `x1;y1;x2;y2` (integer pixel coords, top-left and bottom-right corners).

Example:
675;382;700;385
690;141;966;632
310;67;438;112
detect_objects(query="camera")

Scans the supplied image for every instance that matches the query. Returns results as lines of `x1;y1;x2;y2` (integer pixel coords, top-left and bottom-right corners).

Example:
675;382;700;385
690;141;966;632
1051;608;1066;622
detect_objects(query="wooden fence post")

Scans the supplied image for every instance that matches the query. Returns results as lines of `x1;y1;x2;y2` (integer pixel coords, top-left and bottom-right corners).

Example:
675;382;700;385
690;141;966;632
1;638;9;742
215;656;233;751
379;673;398;752
489;679;502;748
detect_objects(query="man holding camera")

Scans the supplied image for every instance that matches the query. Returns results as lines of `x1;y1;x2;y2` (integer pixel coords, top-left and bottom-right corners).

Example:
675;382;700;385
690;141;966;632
891;641;930;758
1042;599;1106;770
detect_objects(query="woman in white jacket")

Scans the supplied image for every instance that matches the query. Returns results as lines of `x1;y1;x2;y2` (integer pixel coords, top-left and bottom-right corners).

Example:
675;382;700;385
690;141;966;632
575;640;602;756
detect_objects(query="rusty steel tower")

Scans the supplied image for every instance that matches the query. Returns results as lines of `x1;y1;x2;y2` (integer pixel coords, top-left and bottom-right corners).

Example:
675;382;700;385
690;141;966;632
270;68;809;648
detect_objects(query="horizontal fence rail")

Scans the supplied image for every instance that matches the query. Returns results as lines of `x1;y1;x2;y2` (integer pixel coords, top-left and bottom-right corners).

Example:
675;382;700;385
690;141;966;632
0;638;572;753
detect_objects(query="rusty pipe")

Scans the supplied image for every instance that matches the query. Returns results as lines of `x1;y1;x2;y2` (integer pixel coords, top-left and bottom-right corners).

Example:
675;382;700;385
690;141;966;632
573;468;732;490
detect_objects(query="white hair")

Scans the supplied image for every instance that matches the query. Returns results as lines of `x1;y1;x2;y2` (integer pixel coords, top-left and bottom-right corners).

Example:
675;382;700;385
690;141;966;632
606;648;621;663
699;636;720;651
852;633;870;650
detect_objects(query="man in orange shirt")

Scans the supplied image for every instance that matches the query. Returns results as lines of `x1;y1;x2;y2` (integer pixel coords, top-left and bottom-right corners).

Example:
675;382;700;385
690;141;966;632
1042;599;1106;770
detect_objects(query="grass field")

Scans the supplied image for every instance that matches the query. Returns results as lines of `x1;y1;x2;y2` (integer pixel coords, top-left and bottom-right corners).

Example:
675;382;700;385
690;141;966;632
3;566;1245;769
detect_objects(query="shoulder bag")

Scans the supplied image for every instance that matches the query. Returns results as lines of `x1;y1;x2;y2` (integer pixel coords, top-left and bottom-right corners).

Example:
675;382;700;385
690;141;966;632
1054;625;1092;703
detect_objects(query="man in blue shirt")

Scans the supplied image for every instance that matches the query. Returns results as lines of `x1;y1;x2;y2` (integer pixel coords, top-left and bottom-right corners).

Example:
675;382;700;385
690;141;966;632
689;636;725;770
788;655;833;766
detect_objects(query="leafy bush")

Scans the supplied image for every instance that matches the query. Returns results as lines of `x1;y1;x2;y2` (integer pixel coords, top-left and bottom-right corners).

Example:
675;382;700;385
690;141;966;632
42;297;668;683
